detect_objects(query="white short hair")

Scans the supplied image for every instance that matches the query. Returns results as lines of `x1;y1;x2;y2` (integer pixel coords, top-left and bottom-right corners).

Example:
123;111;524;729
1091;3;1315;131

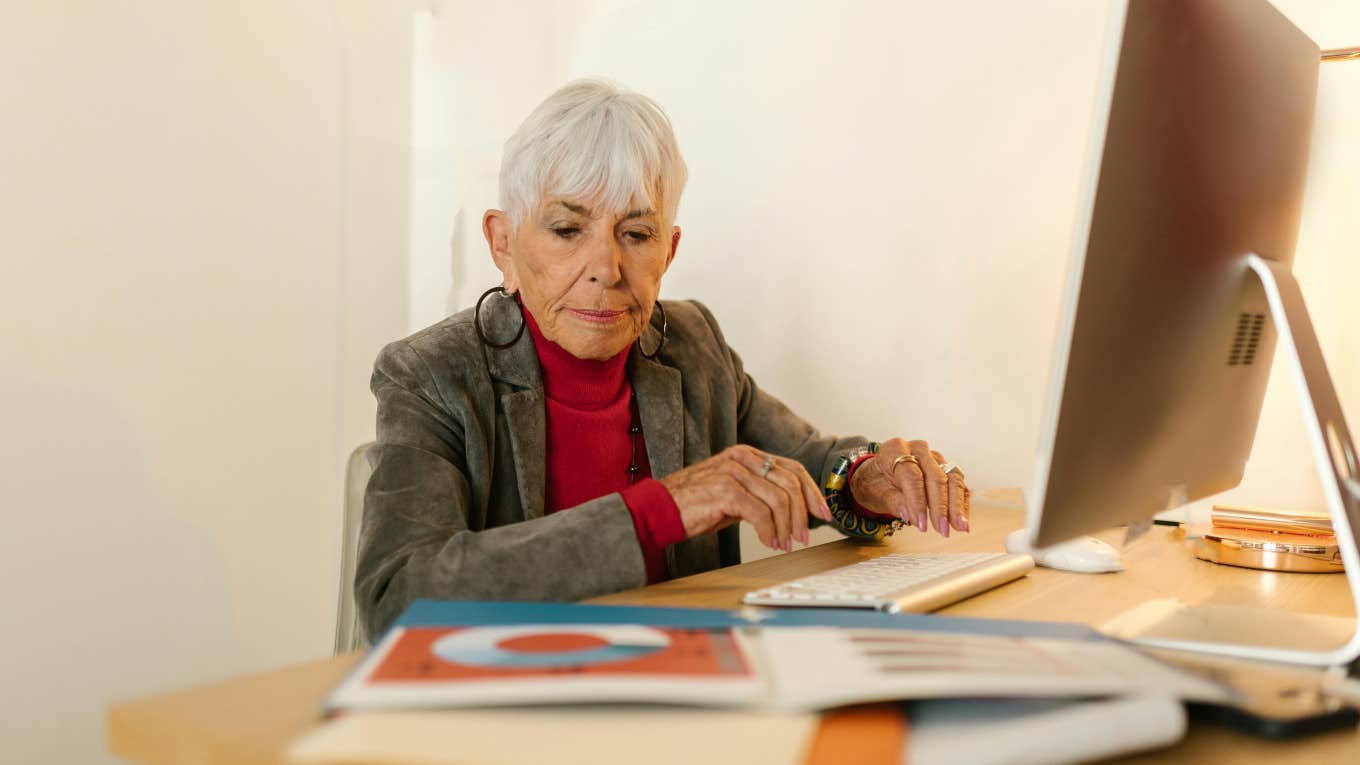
499;79;688;230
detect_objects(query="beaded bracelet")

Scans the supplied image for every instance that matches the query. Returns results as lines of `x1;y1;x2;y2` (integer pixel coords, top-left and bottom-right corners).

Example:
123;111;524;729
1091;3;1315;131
822;442;908;541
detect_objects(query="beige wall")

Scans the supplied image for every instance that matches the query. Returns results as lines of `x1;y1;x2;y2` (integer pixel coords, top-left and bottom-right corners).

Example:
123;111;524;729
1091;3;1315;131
417;0;1360;559
418;0;1123;559
2;3;1357;763
0;3;409;763
1171;0;1360;522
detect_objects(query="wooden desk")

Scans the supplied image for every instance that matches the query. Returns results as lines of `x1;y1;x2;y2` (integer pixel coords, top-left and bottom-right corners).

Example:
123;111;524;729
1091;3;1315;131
108;490;1358;765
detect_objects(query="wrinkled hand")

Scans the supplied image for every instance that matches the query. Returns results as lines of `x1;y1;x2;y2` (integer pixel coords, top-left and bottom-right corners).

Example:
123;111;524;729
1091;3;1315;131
660;445;832;552
848;438;970;537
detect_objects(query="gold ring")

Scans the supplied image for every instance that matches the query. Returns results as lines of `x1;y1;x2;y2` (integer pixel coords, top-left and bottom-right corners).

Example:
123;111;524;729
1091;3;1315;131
891;454;919;473
760;455;776;479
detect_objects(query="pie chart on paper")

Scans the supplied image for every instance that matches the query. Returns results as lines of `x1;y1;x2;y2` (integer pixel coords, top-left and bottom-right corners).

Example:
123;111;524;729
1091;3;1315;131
431;624;671;668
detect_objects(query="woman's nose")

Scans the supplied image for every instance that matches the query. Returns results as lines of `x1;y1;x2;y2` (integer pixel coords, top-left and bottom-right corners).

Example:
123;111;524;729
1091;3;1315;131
586;236;623;285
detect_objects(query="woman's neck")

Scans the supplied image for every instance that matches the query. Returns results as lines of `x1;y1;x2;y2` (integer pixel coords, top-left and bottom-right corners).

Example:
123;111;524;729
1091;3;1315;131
523;307;630;410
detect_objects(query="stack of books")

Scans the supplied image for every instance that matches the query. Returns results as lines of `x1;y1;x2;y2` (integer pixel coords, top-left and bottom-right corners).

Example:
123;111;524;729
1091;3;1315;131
291;600;1230;764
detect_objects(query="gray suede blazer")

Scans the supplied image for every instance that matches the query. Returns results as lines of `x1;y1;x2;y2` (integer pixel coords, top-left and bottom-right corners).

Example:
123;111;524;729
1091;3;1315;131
356;297;867;639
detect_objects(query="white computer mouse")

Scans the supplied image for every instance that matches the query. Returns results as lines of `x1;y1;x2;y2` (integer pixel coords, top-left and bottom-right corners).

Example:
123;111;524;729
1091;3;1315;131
1004;528;1124;573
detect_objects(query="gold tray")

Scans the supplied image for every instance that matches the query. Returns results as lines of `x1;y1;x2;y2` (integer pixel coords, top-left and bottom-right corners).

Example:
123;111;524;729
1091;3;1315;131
1193;526;1344;573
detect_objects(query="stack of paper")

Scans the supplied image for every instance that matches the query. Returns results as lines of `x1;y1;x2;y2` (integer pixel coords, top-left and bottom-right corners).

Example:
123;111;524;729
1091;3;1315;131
323;601;1230;713
293;600;1230;765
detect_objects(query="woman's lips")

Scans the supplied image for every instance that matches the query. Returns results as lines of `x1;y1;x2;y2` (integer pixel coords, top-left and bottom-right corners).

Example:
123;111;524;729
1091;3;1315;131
566;308;627;324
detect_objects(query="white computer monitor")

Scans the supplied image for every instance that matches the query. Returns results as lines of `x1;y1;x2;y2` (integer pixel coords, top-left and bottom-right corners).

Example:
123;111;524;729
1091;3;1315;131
1026;0;1360;665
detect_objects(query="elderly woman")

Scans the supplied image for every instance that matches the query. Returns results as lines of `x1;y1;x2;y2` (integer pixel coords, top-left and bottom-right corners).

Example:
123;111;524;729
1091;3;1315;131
356;80;970;639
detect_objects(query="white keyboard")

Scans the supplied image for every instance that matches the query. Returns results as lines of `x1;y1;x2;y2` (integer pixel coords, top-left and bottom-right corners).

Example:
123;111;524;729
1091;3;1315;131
742;552;1035;613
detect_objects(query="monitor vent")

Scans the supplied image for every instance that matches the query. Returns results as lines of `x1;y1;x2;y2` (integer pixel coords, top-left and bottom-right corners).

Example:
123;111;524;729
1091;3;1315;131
1228;312;1265;366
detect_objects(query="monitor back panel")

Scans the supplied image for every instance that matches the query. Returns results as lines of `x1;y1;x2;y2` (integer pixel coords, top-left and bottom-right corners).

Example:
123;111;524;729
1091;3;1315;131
1031;0;1319;546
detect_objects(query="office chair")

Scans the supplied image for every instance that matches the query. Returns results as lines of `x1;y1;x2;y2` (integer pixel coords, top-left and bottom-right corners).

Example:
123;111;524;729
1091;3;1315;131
334;441;374;654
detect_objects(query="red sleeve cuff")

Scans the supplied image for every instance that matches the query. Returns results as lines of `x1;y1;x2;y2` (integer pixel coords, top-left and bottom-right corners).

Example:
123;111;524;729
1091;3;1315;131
844;453;898;523
620;478;687;584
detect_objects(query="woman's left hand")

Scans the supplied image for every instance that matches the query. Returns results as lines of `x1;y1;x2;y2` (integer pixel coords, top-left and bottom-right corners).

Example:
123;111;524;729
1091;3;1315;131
847;438;970;537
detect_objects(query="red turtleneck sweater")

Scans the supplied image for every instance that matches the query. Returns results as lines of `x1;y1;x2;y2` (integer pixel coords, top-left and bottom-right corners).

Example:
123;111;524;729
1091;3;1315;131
525;310;687;584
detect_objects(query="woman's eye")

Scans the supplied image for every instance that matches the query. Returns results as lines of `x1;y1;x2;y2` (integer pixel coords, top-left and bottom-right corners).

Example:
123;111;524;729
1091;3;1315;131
552;227;579;239
625;230;653;242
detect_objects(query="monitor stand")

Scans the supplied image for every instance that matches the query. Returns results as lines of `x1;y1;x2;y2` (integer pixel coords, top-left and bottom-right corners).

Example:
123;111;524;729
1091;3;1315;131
1132;253;1360;667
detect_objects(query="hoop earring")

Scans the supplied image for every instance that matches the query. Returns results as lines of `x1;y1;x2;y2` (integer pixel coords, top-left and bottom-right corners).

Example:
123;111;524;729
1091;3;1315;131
638;301;668;360
475;286;526;349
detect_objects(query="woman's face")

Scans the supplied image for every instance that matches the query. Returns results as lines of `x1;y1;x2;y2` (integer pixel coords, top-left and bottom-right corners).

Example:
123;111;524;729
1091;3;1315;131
484;197;680;361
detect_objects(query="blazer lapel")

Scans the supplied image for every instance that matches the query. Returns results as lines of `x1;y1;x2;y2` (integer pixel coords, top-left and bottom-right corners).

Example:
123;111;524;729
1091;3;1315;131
632;307;720;577
630;348;684;479
501;388;546;520
631;341;698;579
483;294;547;521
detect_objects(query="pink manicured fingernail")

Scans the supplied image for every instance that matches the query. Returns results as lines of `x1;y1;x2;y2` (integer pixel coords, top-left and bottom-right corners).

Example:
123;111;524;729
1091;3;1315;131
937;517;950;537
917;513;928;532
961;518;971;532
821;503;833;521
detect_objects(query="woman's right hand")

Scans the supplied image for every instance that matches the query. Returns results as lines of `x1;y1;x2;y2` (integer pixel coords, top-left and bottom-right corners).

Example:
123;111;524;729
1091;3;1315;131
659;445;832;552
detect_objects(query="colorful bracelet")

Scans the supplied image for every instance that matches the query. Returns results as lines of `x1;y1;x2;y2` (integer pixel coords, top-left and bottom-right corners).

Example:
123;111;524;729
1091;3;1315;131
822;442;907;541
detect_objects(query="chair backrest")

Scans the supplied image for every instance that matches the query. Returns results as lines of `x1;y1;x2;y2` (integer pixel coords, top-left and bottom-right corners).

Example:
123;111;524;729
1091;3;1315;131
334;441;374;654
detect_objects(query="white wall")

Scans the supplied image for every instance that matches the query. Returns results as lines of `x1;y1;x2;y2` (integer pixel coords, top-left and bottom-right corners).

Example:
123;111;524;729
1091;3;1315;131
0;3;410;763
418;0;1121;560
417;0;1360;558
1195;0;1360;523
